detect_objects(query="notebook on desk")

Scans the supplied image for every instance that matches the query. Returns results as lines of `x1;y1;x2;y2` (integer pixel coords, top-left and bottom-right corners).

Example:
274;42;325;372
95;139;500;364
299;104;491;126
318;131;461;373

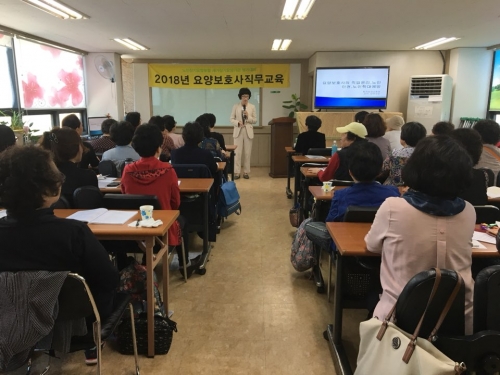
67;208;136;224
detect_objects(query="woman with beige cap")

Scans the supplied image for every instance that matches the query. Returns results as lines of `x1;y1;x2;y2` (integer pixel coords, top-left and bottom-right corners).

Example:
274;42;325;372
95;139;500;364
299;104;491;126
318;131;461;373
383;115;404;151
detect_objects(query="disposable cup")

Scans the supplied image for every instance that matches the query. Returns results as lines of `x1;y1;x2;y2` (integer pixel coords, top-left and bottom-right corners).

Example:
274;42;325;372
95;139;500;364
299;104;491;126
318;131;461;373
139;205;154;221
322;181;333;192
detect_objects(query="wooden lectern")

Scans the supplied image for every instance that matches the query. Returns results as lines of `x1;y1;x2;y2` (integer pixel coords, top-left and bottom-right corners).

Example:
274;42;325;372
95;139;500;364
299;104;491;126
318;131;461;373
269;116;295;178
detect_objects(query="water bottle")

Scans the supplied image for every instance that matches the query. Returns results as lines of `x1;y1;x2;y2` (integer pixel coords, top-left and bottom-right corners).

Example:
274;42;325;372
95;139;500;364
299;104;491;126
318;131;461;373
331;140;338;156
294;137;297;147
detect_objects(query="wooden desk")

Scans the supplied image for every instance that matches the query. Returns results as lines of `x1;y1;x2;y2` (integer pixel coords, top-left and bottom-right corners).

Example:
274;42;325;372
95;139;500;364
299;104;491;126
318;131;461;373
217;162;226;171
325;221;499;374
225;145;237;181
285;146;297;199
309;185;347;200
54;209;179;358
291;155;329;205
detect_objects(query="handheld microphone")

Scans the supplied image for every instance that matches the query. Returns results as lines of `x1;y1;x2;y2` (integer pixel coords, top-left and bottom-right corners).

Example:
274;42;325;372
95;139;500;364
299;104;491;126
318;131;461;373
242;104;247;124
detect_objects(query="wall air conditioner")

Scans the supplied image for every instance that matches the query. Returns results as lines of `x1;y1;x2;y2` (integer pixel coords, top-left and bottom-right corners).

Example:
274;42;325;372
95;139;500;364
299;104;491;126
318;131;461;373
406;75;453;133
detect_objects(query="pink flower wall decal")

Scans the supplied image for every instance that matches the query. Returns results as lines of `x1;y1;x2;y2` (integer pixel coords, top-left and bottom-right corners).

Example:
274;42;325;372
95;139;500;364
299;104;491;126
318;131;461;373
40;45;61;58
57;69;83;106
22;73;44;108
48;87;66;107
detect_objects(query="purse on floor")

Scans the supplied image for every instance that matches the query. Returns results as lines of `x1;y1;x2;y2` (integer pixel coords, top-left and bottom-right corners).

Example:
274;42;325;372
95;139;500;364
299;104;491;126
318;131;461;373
289;203;303;228
354;268;467;375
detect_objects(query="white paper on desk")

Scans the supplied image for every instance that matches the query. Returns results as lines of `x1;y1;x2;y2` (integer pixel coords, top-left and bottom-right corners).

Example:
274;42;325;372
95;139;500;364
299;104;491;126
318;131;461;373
305;155;327;159
67;208;135;224
472;239;487;249
98;177;118;189
0;210;6;219
487;186;500;198
472;231;497;244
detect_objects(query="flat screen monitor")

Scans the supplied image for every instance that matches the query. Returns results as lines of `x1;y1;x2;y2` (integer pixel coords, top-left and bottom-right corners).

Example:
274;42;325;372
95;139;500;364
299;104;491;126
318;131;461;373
88;116;108;137
314;67;390;109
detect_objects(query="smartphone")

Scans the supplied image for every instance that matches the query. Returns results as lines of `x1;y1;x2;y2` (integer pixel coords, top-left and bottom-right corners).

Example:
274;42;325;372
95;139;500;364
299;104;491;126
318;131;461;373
107;182;120;187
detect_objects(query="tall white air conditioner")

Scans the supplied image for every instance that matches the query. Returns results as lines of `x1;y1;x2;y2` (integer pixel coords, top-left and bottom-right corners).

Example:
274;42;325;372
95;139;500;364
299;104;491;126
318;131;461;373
406;75;453;133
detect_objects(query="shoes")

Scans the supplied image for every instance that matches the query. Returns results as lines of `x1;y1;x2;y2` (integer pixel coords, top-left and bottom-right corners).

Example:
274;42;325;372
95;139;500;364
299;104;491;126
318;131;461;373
84;342;105;365
179;255;202;279
243;173;250;179
234;174;240;180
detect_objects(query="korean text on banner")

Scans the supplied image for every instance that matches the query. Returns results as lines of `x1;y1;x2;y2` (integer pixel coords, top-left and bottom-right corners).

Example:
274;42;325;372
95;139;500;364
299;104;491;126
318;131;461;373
148;64;290;89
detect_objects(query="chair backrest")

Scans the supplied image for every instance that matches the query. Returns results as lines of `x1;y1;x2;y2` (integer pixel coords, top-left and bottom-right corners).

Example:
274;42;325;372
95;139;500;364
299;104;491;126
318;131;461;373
306;148;331;157
479;168;495;187
73;186;103;209
98;160;118;178
474;265;500;332
395;268;466;337
102;194;161;210
474;205;500;224
52;195;71;209
331;179;355;187
172;164;212;179
343;206;379;223
57;273;97;321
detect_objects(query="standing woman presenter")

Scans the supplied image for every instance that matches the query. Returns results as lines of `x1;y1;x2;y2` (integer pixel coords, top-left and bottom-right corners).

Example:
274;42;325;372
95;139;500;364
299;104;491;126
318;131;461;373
230;88;257;179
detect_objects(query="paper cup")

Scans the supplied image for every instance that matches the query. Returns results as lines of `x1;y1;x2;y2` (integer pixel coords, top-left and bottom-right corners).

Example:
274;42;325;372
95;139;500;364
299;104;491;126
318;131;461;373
140;205;154;221
322;181;333;192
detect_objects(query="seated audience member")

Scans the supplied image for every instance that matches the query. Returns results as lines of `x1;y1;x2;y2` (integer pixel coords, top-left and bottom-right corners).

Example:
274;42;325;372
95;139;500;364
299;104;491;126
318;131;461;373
149;115;174;159
102;121;140;171
61;114;99;169
89;118;116;154
432;121;454;135
364;113;391;159
383;116;404;151
474;119;500;179
308;122;367;182
164;115;184;148
365;135;474;333
196;114;225;159
125;111;141;131
121;124;196;276
451;128;488;205
294;115;326;154
0;125;16;152
171;122;218;176
354;110;368;123
40;128;98;207
205;113;226;151
0;146;118;363
326;142;399;222
382;121;427;187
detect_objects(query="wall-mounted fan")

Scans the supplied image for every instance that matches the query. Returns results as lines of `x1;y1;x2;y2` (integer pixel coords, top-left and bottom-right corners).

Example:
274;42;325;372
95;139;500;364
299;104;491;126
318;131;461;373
94;55;115;83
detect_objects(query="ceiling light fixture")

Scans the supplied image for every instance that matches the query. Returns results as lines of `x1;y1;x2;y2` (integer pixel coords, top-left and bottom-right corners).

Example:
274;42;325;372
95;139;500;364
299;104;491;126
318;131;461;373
114;38;149;51
21;0;88;19
414;37;460;50
271;39;292;51
281;0;316;20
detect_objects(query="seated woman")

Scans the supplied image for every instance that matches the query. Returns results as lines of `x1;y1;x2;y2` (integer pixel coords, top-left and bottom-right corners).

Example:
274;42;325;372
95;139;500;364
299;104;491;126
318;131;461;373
432;121;454;135
294;115;326;154
0;146;118;363
308;122;367;181
383;115;404;151
196;114;226;160
0;125;16;153
363;113;391;159
40;127;98;207
473;119;500;180
120;124;196;277
149;115;175;159
365;135;475;333
382;121;427;186
205;113;226;151
102;121;140;171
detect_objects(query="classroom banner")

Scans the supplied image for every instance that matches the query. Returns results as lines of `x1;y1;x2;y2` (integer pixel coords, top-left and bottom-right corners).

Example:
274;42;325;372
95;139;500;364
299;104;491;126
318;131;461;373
148;64;289;89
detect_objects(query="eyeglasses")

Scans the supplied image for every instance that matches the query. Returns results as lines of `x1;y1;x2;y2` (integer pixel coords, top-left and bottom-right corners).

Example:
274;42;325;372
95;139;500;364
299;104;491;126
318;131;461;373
241;95;250;99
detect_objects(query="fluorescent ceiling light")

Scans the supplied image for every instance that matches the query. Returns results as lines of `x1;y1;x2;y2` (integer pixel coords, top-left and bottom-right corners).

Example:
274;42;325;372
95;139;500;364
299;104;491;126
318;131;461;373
114;38;149;51
21;0;88;19
281;0;316;20
272;39;292;51
414;37;459;50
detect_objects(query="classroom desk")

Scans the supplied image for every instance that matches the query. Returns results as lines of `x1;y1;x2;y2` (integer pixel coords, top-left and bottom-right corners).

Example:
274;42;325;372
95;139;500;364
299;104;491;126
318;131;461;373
54;209;179;358
325;222;500;375
291;155;329;205
226;145;237;181
285;146;296;199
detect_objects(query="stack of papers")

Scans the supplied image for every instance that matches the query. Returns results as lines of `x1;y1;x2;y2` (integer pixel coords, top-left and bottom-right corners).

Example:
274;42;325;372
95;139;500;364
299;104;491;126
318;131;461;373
472;231;496;245
98;177;119;189
487;186;500;198
67;208;136;224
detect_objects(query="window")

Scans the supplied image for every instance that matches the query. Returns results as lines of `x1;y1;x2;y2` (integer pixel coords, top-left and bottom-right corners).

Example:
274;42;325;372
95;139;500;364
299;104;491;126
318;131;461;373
23;114;53;136
0;35;17;109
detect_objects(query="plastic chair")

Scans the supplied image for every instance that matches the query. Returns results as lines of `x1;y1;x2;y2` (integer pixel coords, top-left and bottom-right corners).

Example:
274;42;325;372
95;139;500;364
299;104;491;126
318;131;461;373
52;196;71;209
73;186;103;209
331;179;355;187
474;205;500;224
474;265;500;333
98;160;118;178
479;168;495;187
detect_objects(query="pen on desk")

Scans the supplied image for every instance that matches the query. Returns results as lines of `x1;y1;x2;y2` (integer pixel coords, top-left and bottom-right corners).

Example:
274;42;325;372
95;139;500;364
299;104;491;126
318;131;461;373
135;219;140;227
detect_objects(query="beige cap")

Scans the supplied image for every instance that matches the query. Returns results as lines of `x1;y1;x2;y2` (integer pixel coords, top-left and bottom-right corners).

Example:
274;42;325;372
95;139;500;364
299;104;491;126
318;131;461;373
336;122;367;138
385;116;405;130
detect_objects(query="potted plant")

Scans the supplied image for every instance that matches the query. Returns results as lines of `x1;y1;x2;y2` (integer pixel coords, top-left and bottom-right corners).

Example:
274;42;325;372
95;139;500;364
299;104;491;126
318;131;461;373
282;94;308;118
0;110;34;145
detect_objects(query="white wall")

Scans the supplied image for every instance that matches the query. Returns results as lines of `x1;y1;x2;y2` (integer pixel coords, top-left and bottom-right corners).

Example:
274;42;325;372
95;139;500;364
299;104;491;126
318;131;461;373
309;51;444;118
132;63;150;119
85;53;124;120
448;48;493;125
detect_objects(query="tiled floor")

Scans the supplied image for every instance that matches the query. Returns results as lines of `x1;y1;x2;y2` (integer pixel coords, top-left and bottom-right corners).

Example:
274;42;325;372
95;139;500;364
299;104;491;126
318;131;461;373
15;167;366;374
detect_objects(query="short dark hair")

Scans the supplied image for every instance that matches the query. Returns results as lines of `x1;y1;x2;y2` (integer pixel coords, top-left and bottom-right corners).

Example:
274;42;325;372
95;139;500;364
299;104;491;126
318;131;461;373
348;142;383;182
110;121;135;146
473;119;500;145
132;124;164;157
163;115;176;132
101;119;117;135
196;115;211;138
0;125;16;152
450;128;483;166
401;122;427;147
363;113;386;137
402;135;473;199
238;88;251;99
182;122;204;145
40;127;83;164
432;121;454;135
0;146;64;218
204;113;216;128
61;114;81;130
125;112;141;128
148;116;166;132
354;111;369;123
306;115;322;131
346;131;364;142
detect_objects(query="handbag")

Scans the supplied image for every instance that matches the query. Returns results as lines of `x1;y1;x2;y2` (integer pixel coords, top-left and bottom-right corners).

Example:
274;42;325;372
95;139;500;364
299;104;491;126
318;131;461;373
289;203;303;228
354;268;467;375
